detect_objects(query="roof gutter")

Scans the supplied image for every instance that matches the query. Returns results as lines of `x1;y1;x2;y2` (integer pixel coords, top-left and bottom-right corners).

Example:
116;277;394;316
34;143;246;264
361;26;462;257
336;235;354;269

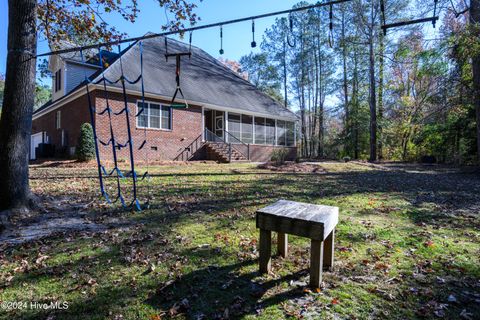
104;85;297;121
33;84;297;122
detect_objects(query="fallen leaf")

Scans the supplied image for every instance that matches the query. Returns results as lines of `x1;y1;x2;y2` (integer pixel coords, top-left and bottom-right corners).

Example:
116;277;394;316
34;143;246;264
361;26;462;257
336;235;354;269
424;240;435;248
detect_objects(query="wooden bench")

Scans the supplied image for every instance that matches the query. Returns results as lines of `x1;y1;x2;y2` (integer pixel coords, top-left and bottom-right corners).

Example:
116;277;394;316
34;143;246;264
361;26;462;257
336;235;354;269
256;200;339;288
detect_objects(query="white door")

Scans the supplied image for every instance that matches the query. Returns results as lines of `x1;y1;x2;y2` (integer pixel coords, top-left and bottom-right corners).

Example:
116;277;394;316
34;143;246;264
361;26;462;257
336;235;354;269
215;112;224;139
30;132;43;160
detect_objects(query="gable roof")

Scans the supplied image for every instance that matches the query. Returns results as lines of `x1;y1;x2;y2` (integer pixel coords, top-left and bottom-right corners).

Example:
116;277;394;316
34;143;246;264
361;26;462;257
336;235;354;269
35;35;297;120
91;35;296;120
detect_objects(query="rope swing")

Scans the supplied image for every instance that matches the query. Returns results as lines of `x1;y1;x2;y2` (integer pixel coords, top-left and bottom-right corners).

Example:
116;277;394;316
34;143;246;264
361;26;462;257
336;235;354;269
80;49;110;204
219;25;224;55
251;20;257;48
164;35;192;109
84;41;152;211
116;44;141;211
381;0;440;34
287;13;296;48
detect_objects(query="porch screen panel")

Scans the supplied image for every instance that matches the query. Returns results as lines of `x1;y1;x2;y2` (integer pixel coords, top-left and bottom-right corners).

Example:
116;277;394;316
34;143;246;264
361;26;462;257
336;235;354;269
228;113;241;141
241;115;253;144
150;104;161;129
265;119;276;145
254;117;266;145
137;102;148;128
286;122;295;146
277;120;286;146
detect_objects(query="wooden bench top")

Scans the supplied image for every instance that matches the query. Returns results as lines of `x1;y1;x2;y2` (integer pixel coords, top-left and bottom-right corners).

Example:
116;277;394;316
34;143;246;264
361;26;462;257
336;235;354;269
256;200;339;241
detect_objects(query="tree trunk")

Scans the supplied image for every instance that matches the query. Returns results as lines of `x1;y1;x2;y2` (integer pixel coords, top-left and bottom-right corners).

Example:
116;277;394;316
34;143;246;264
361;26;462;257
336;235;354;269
368;2;377;162
283;39;288;109
378;31;384;161
471;0;480;163
353;49;359;160
341;8;350;156
0;0;37;211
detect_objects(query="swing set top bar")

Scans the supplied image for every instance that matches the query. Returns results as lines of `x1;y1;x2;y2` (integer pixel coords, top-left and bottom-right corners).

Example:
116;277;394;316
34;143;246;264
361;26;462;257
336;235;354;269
36;0;441;58
36;0;353;58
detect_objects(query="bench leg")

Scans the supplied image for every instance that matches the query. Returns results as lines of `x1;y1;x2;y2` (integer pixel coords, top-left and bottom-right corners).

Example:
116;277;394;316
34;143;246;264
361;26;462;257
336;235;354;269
310;239;324;288
259;229;272;274
277;232;288;258
323;229;335;271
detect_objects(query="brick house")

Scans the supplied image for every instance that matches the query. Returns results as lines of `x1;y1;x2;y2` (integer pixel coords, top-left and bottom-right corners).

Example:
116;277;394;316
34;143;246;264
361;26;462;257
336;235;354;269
31;36;298;162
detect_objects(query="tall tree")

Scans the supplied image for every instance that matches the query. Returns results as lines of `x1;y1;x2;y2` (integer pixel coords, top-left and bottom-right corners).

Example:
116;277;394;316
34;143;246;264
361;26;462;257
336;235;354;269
367;0;378;162
0;0;38;210
378;30;385;160
470;0;480;162
0;0;200;213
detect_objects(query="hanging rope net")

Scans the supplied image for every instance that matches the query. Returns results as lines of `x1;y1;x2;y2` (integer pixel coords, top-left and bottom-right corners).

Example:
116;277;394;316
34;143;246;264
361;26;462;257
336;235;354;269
82;41;151;211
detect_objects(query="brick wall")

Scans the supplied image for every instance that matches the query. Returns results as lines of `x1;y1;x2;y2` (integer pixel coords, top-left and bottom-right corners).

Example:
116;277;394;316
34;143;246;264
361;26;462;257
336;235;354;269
32;89;296;162
32;94;91;155
94;91;202;162
248;145;297;162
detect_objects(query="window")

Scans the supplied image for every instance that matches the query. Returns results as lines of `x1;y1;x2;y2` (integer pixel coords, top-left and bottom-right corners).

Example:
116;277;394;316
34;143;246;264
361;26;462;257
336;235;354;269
55;69;62;92
254;117;266;145
228;113;241;141
265;118;276;145
277;120;286;146
161;105;171;129
241;115;253;144
286;122;295;146
136;101;171;130
137;102;148;128
56;111;61;129
61;129;68;146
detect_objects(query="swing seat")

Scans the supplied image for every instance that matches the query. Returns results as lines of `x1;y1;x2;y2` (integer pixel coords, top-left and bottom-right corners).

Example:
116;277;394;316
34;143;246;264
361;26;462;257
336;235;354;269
170;103;189;109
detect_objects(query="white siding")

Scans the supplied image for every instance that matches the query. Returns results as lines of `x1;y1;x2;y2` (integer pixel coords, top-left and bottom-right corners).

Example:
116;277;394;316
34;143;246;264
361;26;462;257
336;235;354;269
65;62;98;94
50;57;65;102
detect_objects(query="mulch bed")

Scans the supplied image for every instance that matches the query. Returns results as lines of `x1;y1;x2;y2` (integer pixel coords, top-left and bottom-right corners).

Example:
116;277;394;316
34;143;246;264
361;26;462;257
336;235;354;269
257;161;326;173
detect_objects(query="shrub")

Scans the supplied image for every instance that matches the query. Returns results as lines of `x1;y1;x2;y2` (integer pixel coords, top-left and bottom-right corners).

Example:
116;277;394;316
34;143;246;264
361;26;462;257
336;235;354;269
76;123;96;161
271;148;289;165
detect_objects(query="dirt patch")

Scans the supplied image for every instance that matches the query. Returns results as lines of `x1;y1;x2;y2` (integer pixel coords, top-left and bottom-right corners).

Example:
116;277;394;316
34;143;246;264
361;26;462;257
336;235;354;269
257;161;326;173
0;196;128;244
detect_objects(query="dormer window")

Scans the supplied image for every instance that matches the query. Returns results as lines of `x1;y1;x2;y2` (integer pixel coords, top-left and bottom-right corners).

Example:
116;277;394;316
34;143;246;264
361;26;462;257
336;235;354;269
54;69;62;92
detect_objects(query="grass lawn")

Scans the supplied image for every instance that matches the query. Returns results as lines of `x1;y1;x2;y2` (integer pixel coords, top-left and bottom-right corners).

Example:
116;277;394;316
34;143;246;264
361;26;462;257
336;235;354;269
1;161;479;319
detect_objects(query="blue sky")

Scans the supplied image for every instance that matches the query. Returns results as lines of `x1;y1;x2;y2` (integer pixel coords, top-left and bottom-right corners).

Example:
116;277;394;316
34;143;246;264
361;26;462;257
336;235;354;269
0;0;441;110
0;0;304;79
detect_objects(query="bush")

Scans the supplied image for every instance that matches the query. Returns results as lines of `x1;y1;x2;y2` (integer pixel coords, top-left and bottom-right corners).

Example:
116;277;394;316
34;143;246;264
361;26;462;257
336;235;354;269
271;148;289;165
76;123;96;161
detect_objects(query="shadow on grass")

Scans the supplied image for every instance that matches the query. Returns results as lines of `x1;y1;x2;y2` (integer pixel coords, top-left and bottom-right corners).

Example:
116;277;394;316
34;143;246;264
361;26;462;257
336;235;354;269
146;253;308;319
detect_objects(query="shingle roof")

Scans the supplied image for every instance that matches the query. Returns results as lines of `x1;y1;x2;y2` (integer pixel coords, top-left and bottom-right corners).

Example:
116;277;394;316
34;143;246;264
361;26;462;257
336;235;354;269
35;35;296;120
91;35;296;120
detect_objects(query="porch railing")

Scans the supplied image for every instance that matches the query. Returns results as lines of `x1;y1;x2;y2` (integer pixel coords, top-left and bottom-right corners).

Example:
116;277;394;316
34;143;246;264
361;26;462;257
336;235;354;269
222;129;250;161
173;133;204;161
204;128;250;161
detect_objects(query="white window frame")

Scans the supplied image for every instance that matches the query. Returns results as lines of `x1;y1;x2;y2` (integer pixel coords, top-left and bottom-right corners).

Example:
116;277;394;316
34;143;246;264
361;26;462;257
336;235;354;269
56;110;61;129
136;100;172;131
55;69;62;92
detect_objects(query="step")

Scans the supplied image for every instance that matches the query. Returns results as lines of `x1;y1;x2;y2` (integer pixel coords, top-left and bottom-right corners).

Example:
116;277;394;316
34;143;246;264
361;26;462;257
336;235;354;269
205;142;248;162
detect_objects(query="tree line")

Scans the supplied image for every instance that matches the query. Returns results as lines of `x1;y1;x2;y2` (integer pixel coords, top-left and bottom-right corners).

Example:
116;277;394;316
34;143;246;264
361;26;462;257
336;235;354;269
239;0;480;164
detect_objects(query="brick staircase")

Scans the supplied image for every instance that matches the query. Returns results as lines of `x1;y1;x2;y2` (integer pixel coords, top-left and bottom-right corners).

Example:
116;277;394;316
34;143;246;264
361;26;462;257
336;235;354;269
205;142;248;163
